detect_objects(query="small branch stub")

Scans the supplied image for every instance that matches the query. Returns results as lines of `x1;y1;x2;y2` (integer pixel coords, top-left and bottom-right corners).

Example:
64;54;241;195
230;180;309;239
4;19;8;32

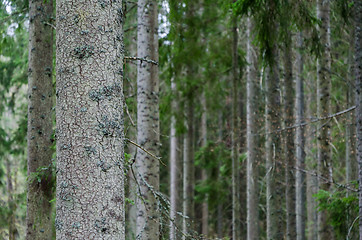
124;56;158;65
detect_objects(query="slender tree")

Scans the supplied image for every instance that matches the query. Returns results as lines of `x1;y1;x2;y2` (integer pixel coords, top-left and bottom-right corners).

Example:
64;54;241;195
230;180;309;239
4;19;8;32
246;17;259;240
26;0;54;238
354;0;362;238
135;0;160;238
231;11;241;240
201;90;208;237
295;32;306;240
55;0;125;238
169;77;178;240
316;0;332;238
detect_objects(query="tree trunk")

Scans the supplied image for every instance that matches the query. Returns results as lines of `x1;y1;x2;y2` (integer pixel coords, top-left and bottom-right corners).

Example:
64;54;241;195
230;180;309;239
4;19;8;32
183;99;195;240
26;0;54;238
6;157;17;240
231;13;241;240
316;0;332;239
170;78;178;240
201;91;208;237
136;0;160;239
55;0;125;238
265;47;283;240
295;32;306;240
283;32;296;240
246;17;259;240
217;111;223;239
354;0;362;238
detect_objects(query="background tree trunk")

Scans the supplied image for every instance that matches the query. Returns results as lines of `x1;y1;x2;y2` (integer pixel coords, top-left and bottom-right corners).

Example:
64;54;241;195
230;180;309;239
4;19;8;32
26;0;54;238
295;32;306;240
136;0;160;238
246;17;259;240
316;0;332;239
55;0;125;238
201;91;208;237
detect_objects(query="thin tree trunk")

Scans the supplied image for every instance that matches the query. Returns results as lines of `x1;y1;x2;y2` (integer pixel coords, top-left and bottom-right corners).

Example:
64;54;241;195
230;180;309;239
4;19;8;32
295;32;306;240
55;0;125;238
170;78;178;240
283;32;296;240
201;91;208;237
354;0;362;238
316;0;332;239
183;100;195;239
136;0;160;238
265;47;283;240
246;17;259;240
6;157;17;240
26;0;54;238
231;12;241;240
217;111;223;239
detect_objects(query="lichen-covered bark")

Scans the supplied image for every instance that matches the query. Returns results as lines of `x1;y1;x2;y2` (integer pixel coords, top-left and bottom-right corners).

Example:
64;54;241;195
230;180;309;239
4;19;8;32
354;0;362;237
265;47;284;240
295;32;306;240
55;0;125;238
26;0;54;239
169;78;178;240
283;33;296;240
246;17;259;240
135;0;160;239
316;0;332;239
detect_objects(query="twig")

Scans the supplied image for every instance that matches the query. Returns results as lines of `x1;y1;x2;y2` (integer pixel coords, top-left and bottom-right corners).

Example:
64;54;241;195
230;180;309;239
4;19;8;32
0;8;28;24
125;103;135;127
44;21;56;30
126;138;166;166
347;216;359;240
124;56;159;65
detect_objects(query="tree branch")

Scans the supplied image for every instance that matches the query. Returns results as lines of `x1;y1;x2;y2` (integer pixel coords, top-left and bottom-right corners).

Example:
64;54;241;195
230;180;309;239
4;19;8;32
124;56;159;65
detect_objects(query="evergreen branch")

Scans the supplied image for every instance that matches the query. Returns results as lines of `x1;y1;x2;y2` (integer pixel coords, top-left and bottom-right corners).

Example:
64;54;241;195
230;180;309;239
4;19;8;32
124;56;159;65
126;138;166;166
0;8;28;24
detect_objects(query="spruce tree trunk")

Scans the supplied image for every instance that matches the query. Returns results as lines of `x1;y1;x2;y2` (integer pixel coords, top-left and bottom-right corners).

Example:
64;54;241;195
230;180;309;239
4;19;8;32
55;0;125;238
6;157;17;240
170;78;178;240
316;0;332;238
201;91;208;237
26;0;54;238
354;0;362;237
183;99;195;240
265;47;283;240
295;32;306;240
283;33;296;240
231;13;241;240
136;0;160;238
246;17;259;240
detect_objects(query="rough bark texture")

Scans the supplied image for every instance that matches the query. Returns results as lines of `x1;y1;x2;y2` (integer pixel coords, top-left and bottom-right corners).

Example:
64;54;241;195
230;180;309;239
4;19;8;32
201;91;208;237
231;13;241;240
136;0;160;239
169;79;178;240
246;17;259;240
55;0;125;238
182;100;195;240
295;32;306;240
355;0;362;238
283;34;296;240
317;0;332;239
26;0;54;238
265;47;284;240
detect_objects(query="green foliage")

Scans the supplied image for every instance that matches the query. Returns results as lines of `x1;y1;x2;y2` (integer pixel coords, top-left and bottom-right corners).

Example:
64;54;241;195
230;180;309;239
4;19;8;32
314;188;358;238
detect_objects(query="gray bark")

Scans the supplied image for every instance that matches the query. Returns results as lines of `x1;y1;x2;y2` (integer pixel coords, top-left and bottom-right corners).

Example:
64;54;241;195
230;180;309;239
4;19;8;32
217;112;223;239
283;33;296;240
354;0;362;238
6;157;17;240
246;17;259;240
231;13;241;240
55;0;125;238
182;100;195;240
295;32;306;240
136;0;160;239
265;48;284;240
170;78;178;240
201;91;208;237
316;0;332;239
26;0;54;239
